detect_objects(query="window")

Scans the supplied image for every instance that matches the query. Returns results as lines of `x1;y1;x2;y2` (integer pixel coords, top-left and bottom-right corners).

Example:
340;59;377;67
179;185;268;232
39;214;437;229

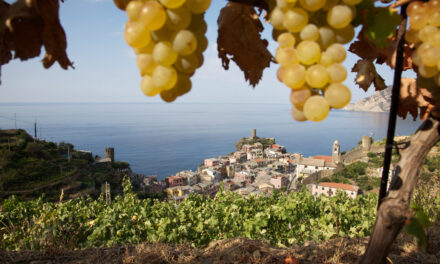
322;187;325;190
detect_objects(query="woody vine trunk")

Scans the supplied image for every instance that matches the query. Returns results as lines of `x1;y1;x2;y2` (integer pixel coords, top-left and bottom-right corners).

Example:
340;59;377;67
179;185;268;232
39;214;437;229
359;115;440;264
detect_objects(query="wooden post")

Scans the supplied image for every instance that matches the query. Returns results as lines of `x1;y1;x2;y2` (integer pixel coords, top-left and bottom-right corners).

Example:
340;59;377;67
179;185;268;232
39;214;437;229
105;182;111;205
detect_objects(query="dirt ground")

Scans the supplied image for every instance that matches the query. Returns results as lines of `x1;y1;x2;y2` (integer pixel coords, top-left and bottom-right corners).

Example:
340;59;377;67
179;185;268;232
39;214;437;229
1;224;439;264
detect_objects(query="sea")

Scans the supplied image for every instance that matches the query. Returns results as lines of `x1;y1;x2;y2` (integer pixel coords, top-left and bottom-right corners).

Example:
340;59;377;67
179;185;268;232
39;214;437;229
0;103;422;179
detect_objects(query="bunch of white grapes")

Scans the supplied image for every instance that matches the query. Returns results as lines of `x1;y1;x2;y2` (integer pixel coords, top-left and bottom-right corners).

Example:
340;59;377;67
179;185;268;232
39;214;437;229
270;0;360;122
115;0;211;102
405;0;440;84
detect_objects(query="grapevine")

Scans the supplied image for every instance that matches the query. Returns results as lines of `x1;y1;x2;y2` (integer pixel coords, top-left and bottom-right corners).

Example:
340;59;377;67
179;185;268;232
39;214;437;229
270;0;358;122
0;179;379;250
114;0;211;102
406;0;440;83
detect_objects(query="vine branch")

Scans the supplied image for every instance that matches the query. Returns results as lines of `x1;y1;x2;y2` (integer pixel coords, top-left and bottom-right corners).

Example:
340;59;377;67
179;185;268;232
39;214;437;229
359;115;440;263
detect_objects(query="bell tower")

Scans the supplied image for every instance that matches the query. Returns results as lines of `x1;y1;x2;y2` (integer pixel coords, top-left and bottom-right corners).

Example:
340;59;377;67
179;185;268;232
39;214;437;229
332;140;341;163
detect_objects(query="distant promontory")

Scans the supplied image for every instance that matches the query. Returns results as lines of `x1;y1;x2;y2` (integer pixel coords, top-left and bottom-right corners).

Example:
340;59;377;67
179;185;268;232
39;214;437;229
344;87;391;113
235;129;275;151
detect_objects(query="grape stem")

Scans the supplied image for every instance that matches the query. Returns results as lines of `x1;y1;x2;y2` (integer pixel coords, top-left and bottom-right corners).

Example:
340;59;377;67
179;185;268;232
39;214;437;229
390;0;415;9
227;0;269;11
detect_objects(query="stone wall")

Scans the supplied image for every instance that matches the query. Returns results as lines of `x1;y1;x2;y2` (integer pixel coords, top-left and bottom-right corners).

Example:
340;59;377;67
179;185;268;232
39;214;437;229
342;145;385;164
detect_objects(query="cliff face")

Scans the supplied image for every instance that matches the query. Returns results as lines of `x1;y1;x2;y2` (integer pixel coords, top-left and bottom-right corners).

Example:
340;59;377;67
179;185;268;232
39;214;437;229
344;87;391;112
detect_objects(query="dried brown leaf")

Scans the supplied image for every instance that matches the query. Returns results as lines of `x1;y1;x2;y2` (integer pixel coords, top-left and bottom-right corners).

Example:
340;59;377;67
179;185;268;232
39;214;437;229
33;0;72;69
217;2;272;87
415;75;440;118
351;59;387;92
0;0;11;83
349;30;414;70
349;35;378;61
398;78;435;120
0;0;72;84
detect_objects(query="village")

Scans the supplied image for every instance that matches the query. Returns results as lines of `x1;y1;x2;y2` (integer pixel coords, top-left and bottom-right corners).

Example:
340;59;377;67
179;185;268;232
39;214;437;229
140;129;376;202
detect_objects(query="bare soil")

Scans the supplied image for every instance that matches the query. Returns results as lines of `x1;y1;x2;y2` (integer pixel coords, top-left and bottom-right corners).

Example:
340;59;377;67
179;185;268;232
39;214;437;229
1;224;439;264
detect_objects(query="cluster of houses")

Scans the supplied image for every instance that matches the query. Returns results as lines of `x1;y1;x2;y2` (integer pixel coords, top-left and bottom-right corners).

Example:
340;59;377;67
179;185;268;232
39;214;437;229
141;131;362;202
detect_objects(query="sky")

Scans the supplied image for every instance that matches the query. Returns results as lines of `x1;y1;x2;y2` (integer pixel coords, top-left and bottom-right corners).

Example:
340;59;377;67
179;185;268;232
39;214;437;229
0;0;415;104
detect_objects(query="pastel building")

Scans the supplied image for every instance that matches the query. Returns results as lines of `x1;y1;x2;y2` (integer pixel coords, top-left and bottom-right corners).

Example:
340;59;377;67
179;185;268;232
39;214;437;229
310;182;359;199
270;175;289;189
165;175;188;188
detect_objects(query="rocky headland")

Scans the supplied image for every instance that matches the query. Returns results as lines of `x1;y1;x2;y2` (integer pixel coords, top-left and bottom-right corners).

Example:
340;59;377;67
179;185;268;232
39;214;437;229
344;87;391;112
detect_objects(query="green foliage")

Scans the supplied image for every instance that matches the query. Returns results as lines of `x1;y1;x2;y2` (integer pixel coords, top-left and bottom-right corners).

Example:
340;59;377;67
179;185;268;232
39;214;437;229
367;152;376;158
425;155;440;173
324;162;380;191
405;206;431;248
0;187;378;251
24;142;47;159
413;168;440;224
112;161;130;170
334;162;367;179
235;137;275;151
0;129;126;201
354;0;401;48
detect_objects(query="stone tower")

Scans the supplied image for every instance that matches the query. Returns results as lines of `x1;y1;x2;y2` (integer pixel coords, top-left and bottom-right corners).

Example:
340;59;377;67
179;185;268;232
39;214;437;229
250;129;257;139
105;147;115;162
362;136;371;152
332;140;341;163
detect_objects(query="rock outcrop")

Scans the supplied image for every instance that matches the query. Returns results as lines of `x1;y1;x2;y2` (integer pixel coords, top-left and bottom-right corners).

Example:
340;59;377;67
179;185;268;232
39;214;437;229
344;87;391;112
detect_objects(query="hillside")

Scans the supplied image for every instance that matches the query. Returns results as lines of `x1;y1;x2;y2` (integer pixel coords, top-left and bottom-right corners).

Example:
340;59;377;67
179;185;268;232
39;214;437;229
0;129;127;201
344;87;391;112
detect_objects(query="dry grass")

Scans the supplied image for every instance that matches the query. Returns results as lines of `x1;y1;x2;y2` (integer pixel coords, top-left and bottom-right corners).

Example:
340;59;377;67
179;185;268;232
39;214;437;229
1;224;439;264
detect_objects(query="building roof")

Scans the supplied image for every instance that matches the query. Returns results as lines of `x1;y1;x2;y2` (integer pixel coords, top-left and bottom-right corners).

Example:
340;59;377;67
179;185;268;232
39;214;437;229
318;182;359;192
298;157;325;167
312;155;333;163
95;157;112;163
167;175;185;180
324;162;338;168
205;158;220;162
165;185;192;191
196;182;212;188
271;174;286;179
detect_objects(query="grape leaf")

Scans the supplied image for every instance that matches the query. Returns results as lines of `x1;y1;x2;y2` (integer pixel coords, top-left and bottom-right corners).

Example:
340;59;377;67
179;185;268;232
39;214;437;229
217;2;272;87
32;0;71;69
0;0;73;84
364;7;401;49
416;75;440;118
351;59;387;92
399;78;435;121
349;29;414;70
405;216;427;248
405;206;430;248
